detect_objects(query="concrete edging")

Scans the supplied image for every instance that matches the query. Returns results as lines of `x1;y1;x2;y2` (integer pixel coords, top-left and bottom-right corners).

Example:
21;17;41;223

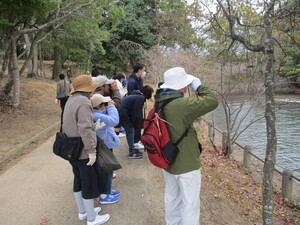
0;121;60;163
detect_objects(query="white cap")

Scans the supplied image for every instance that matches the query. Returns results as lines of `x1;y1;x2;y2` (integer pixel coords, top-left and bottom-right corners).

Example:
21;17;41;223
90;94;112;107
92;76;114;86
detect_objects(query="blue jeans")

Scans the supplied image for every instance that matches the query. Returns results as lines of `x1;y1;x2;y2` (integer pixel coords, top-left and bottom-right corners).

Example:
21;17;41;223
123;122;135;154
101;171;112;194
100;149;113;194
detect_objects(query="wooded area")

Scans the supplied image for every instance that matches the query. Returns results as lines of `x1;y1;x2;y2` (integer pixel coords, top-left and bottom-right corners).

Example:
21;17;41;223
0;0;299;224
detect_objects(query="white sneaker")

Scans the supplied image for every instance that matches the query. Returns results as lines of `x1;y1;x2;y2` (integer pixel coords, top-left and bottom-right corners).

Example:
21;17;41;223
79;207;101;220
87;214;110;225
134;141;144;149
118;133;126;137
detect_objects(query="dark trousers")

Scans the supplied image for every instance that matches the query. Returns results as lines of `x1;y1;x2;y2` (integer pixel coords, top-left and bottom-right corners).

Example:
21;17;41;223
100;148;113;194
59;96;69;132
101;171;113;194
123;122;135;153
134;128;141;143
114;116;122;135
70;159;101;199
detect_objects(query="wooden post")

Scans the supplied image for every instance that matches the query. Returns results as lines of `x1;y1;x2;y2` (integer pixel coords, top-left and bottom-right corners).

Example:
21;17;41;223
282;169;293;199
222;131;227;154
243;145;252;169
208;122;213;141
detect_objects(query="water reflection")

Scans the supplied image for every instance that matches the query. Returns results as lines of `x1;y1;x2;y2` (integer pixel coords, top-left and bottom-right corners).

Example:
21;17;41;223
210;97;300;178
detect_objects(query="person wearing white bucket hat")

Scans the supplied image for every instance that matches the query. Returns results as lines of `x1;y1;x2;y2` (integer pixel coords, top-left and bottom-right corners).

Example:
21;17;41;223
155;67;219;225
160;67;194;90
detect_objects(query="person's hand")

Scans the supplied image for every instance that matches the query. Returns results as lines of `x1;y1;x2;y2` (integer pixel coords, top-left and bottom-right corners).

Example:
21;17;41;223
107;100;114;106
86;153;96;166
191;77;202;91
110;81;118;90
95;119;106;131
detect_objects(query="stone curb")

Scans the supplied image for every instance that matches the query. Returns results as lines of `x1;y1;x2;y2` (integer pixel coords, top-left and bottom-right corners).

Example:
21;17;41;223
0;121;60;163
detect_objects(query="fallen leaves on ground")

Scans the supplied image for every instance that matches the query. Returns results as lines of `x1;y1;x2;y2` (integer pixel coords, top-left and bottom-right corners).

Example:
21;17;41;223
197;125;300;225
37;218;50;225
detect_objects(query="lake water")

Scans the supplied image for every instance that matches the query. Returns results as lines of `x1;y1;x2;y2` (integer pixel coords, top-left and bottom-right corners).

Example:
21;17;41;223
209;96;300;179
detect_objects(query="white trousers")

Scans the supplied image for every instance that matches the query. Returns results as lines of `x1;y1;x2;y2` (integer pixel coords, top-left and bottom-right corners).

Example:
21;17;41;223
162;169;201;225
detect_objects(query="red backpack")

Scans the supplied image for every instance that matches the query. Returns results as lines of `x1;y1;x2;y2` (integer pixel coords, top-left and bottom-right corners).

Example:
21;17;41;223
141;98;189;169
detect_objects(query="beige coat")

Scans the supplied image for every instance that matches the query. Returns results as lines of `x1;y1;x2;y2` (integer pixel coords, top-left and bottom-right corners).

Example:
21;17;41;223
62;92;96;160
56;79;71;98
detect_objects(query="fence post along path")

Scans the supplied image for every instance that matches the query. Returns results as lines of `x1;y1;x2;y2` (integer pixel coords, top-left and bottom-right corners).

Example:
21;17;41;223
243;145;252;169
201;118;300;202
282;169;293;200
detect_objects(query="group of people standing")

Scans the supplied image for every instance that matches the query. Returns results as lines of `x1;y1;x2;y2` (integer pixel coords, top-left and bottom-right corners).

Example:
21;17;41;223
56;63;154;225
57;63;219;225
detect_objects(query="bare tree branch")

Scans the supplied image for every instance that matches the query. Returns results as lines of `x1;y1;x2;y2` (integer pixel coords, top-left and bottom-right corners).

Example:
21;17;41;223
17;1;94;35
280;30;300;49
272;37;287;56
236;17;264;28
216;0;265;52
232;115;265;143
230;35;264;52
17;48;29;59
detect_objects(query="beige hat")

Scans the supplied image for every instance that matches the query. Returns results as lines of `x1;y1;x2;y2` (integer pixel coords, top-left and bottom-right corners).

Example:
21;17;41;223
160;67;194;90
71;75;100;94
92;76;114;86
91;94;112;107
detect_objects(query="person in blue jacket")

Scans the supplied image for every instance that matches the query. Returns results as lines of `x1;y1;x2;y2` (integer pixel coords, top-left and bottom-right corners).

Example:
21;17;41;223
91;94;121;205
119;85;154;159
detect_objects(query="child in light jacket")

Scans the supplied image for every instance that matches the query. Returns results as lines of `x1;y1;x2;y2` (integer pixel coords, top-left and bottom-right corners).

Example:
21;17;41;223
91;94;121;204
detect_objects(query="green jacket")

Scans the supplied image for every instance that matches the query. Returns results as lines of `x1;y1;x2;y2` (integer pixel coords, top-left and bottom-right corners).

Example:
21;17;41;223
154;85;218;174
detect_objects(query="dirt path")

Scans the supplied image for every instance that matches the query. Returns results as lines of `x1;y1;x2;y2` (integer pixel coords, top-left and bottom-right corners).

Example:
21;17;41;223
0;77;252;224
0;135;252;225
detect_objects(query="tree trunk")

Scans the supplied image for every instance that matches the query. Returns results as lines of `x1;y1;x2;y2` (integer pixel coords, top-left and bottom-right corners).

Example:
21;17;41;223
220;60;233;156
215;1;278;222
1;56;13;96
262;7;277;225
30;43;38;78
24;33;38;78
38;43;44;78
20;31;42;77
24;34;32;77
0;40;11;85
52;44;62;80
11;37;20;107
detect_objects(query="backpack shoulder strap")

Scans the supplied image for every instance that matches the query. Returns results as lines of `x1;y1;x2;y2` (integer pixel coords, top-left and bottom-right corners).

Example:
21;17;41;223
63;80;66;90
174;126;190;146
154;97;178;113
160;97;178;110
156;97;190;146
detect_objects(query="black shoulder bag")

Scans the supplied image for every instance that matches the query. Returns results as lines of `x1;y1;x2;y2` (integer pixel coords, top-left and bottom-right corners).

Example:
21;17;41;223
53;132;83;161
